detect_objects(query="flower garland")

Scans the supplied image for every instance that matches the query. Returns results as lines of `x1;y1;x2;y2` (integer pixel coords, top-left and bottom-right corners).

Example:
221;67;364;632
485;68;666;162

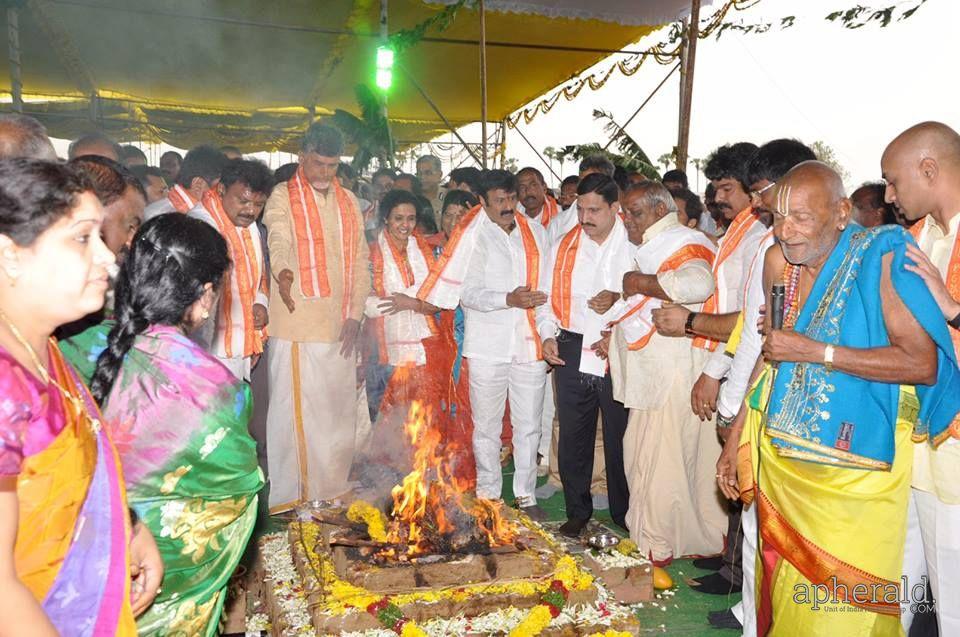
286;521;621;637
347;500;388;542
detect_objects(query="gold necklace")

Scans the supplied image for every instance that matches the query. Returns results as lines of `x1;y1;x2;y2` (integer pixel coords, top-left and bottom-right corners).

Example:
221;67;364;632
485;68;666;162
0;307;101;433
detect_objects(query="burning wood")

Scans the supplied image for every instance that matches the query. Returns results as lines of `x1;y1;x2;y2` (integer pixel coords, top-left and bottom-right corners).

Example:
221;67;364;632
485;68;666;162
372;400;519;559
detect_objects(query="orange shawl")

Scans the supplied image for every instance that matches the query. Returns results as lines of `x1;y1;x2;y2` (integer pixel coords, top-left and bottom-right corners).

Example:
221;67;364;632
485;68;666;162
202;190;266;358
287;168;361;321
167;184;197;213
693;207;761;351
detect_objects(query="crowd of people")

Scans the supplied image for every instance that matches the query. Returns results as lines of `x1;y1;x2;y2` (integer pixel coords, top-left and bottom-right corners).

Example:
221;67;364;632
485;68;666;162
1;110;960;637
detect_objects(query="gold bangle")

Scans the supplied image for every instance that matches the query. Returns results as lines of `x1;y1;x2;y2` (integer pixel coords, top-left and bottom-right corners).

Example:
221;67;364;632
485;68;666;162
823;344;835;372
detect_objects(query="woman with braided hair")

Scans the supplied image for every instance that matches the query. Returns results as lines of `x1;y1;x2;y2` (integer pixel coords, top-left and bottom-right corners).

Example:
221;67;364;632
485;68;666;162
91;213;263;636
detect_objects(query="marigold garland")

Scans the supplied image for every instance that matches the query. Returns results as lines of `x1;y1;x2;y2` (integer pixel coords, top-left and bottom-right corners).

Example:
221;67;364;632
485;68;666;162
508;604;554;637
346;500;388;542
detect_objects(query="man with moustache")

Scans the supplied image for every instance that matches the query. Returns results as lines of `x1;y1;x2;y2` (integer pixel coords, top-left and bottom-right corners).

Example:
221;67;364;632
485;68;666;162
738;161;960;635
517;165;562;475
540;173;635;536
608;180;722;563
188;159;273;381
548;155;616;243
417;169;550;518
709;138;816;632
263;123;369;511
517;166;561;228
651;142;765;595
882;121;960;635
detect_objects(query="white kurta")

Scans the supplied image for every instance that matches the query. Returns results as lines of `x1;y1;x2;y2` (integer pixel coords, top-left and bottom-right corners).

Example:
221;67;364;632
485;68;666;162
608;214;725;560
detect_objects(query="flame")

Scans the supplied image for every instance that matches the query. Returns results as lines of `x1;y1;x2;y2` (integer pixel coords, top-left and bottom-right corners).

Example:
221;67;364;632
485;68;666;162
384;400;517;556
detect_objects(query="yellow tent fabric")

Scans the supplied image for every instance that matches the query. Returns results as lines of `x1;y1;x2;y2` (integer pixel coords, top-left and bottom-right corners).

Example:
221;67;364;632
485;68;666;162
0;0;663;152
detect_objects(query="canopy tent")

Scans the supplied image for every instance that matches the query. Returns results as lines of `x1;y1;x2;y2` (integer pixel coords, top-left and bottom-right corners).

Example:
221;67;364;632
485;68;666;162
0;0;693;153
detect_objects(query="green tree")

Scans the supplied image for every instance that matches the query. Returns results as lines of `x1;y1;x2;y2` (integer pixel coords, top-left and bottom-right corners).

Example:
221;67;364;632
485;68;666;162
327;84;394;173
811;140;850;183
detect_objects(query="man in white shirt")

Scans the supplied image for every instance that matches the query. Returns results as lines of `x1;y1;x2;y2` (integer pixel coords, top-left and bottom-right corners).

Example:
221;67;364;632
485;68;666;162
418;169;551;517
517;165;561;473
651;143;765;596
548;155;616;244
541;173;635;537
882;121;960;637
187;158;272;381
145;145;227;220
709;138;817;632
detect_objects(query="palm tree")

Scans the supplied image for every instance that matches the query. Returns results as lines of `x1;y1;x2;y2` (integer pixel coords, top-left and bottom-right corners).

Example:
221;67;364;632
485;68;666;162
591;109;659;179
327;84;395;173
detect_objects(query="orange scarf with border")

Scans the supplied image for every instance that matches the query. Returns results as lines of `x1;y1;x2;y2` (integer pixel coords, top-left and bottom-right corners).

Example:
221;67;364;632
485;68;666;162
202;190;266;358
692;207;761;350
167;184;197;213
287;168;360;321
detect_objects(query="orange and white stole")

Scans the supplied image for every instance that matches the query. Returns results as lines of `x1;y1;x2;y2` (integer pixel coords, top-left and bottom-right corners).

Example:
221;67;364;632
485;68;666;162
537;196;559;228
370;231;437;366
417;205;543;360
167;184;197;213
202;190;266;358
287;168;361;321
910;215;960;360
551;219;631;374
609;228;716;351
692;207;762;351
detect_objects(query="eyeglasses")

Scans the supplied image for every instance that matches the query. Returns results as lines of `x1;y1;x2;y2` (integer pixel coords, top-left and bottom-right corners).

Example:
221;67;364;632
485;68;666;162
749;181;776;205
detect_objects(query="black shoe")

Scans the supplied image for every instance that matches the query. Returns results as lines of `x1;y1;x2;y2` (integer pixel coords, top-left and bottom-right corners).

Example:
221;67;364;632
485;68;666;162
558;517;589;538
707;609;742;630
689;572;741;595
692;555;724;571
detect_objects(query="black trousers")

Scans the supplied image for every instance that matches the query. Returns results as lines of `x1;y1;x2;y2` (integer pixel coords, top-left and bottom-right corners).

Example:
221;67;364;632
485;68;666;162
555;330;630;526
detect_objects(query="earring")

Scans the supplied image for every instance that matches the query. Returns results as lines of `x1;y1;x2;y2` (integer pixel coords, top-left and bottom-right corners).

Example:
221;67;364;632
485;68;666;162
201;310;210;320
6;270;18;287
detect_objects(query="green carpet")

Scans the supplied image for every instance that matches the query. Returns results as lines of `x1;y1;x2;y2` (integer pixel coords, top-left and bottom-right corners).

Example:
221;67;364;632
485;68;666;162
500;461;742;636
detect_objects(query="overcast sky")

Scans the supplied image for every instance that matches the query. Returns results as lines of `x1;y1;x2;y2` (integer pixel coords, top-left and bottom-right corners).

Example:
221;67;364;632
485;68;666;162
447;0;958;193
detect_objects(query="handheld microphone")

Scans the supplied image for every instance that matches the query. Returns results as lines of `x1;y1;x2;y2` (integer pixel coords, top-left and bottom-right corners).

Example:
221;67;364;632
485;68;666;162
770;283;785;331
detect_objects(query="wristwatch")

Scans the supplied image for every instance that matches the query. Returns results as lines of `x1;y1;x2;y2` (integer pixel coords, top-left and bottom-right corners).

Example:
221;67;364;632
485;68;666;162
823;344;835;372
684;312;697;337
716;412;735;428
949;310;960;330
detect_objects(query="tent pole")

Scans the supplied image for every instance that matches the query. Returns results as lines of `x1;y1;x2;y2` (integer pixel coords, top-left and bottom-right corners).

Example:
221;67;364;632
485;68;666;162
380;0;395;168
676;0;700;172
400;64;482;166
7;6;22;113
479;0;488;168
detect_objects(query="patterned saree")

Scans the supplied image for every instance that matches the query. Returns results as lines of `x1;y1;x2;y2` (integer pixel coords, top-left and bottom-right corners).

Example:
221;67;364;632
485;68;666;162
11;345;137;636
101;325;263;636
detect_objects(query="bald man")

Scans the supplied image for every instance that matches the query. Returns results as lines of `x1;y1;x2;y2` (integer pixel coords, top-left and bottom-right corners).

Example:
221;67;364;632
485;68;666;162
743;161;960;634
68;132;121;161
882;121;960;635
0;114;57;160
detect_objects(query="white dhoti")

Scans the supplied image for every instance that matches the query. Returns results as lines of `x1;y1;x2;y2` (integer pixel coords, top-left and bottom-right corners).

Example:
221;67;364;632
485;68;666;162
910;487;960;635
731;502;758;636
614;337;725;561
216;355;252;382
267;339;357;512
469;358;546;503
